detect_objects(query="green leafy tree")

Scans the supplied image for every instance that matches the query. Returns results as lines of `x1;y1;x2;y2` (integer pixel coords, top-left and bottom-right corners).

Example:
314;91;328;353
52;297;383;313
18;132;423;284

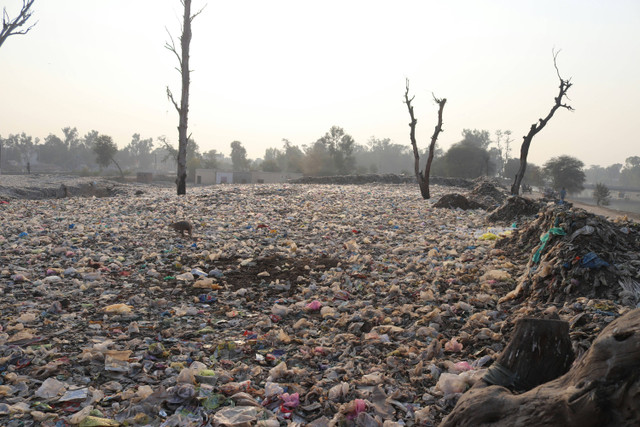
593;183;611;206
260;140;304;173
301;140;333;176
504;159;545;188
315;126;356;175
441;141;492;178
352;137;413;175
585;165;607;185
230;141;249;171
606;163;622;184
93;134;124;178
261;158;280;172
620;156;640;188
201;149;219;169
124;134;154;170
461;129;492;149
39;133;68;168
543;155;585;194
79;130;100;169
1;133;39;168
261;147;281;172
62;127;91;170
281;139;304;172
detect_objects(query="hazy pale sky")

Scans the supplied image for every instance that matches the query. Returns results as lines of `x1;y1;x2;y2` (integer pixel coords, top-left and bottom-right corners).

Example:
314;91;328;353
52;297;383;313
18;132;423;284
1;0;639;167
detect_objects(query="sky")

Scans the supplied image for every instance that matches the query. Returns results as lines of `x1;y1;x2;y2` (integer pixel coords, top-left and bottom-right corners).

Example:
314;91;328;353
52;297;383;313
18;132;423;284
1;0;639;168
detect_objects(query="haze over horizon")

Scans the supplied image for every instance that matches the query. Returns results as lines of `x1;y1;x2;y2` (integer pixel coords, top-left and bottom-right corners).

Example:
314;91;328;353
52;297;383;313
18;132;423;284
1;0;639;168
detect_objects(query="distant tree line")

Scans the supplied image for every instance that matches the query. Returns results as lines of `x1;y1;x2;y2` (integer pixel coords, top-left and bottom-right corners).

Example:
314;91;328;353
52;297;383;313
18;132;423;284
2;126;639;192
0;128;175;175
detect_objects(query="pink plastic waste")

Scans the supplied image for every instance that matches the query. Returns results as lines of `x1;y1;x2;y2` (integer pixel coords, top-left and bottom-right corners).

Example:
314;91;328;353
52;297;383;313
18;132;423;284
346;399;367;420
305;300;323;311
280;392;299;408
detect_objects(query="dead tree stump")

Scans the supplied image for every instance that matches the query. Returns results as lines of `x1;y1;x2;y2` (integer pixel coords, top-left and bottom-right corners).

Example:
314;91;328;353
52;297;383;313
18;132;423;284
440;308;640;427
482;317;574;392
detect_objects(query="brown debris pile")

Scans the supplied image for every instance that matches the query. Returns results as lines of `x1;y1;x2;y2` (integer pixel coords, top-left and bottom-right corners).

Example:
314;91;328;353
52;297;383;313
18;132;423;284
435;180;509;211
434;193;485;210
468;180;508;209
487;196;543;223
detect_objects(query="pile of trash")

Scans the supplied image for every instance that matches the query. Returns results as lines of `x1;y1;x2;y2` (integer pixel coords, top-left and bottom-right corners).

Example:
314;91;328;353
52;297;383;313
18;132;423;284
487;196;543;224
433;179;509;211
433;193;485;210
467;180;508;210
497;204;640;306
0;181;637;426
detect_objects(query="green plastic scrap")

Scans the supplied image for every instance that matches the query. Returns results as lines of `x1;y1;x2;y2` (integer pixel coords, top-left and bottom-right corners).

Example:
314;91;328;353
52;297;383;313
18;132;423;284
532;226;566;263
201;393;227;410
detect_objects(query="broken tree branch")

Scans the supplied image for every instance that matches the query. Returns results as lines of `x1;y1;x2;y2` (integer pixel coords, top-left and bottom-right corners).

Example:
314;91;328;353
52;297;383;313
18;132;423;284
166;87;180;114
0;0;37;49
164;28;183;71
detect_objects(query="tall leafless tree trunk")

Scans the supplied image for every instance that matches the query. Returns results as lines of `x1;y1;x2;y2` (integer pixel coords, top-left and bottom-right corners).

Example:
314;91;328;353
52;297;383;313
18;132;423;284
0;0;36;49
511;50;573;195
404;79;446;199
166;0;203;195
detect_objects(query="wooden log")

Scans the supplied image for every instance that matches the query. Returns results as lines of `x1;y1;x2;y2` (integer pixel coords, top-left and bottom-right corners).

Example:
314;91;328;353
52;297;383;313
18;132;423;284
483;317;574;392
440;308;640;427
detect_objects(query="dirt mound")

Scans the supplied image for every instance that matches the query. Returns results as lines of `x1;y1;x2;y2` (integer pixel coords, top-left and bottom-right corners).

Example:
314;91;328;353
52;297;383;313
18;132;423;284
469;179;508;209
434;193;485;210
497;204;640;305
488;196;543;223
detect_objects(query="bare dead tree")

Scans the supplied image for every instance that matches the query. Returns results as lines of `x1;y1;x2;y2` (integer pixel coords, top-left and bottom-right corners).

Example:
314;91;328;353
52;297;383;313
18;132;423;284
0;0;36;49
404;78;446;199
166;0;204;195
511;50;573;195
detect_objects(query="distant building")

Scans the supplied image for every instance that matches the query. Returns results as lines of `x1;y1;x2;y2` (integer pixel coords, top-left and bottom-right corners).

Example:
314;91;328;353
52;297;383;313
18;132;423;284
195;169;216;185
194;169;302;185
216;172;233;184
233;172;252;184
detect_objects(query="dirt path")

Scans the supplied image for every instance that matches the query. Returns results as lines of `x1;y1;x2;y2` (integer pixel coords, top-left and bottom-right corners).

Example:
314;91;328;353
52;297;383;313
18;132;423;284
526;191;640;222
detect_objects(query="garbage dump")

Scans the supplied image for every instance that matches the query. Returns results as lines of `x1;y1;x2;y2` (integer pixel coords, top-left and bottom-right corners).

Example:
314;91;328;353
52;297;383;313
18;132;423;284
0;176;638;426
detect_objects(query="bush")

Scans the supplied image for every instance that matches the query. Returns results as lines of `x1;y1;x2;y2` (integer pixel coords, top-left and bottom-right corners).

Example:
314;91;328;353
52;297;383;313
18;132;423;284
593;183;611;206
